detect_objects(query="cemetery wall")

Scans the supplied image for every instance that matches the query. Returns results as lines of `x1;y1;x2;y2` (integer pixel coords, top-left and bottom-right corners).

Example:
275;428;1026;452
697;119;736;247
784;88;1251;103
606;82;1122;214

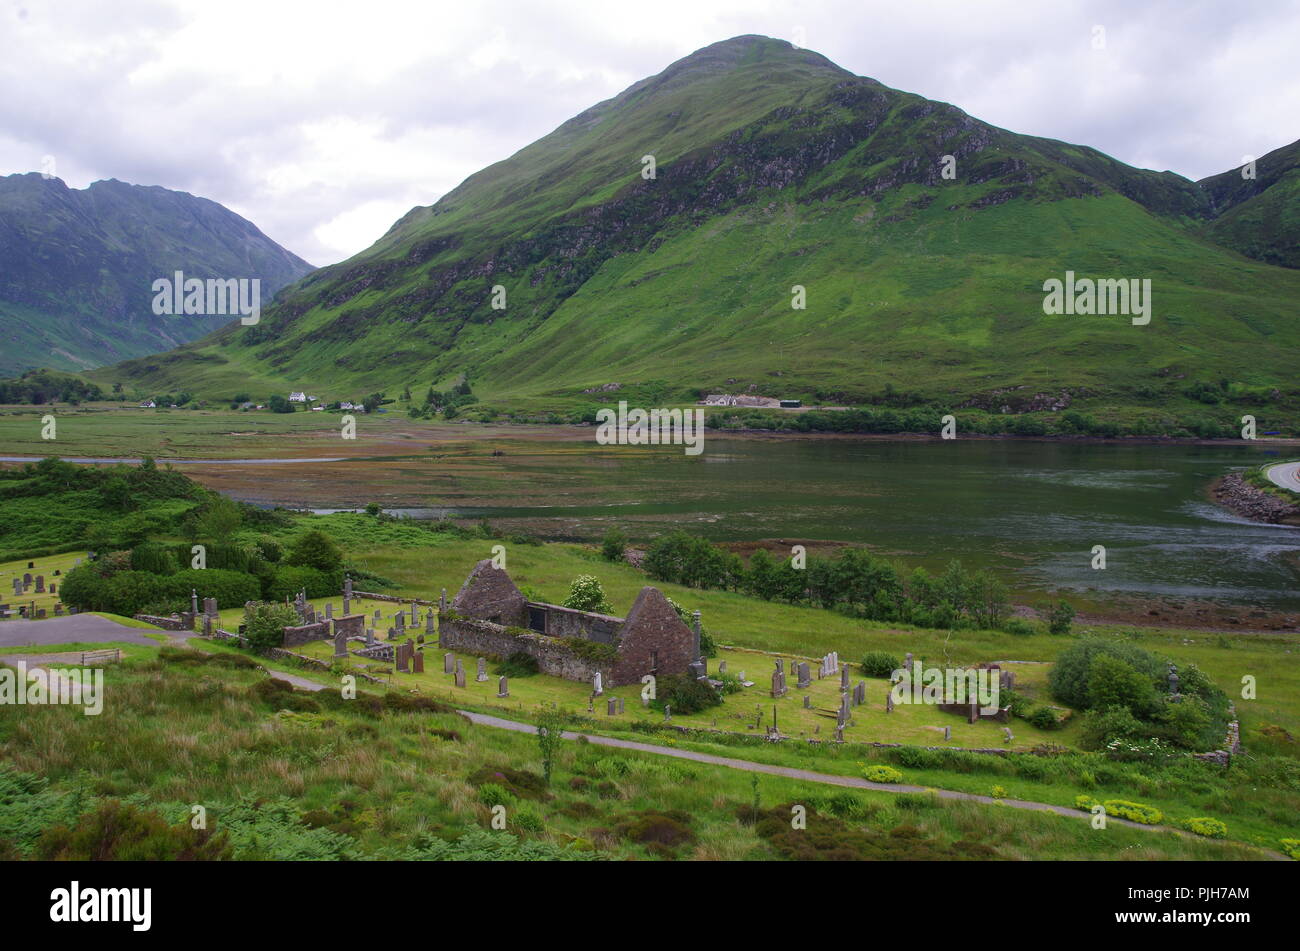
283;621;331;647
135;613;191;631
354;591;436;606
440;615;610;683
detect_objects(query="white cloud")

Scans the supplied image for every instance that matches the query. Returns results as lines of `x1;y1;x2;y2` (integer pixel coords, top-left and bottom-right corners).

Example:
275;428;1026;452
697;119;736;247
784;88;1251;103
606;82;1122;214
1;0;1296;265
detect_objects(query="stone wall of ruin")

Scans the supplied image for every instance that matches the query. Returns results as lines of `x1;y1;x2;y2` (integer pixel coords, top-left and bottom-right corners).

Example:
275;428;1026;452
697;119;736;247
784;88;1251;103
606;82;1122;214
439;615;610;683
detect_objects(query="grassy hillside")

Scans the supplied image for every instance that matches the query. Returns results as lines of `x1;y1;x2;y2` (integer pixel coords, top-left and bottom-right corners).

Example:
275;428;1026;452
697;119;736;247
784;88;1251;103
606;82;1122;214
92;36;1300;422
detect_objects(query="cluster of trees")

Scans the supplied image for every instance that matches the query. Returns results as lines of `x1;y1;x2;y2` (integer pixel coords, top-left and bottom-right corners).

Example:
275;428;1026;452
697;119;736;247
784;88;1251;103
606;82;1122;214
1049;639;1230;753
407;381;476;420
640;530;1016;631
60;522;349;619
0;369;105;405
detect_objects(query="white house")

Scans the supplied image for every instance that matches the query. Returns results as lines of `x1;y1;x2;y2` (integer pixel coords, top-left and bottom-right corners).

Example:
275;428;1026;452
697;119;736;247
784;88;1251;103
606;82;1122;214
288;391;307;403
138;399;156;408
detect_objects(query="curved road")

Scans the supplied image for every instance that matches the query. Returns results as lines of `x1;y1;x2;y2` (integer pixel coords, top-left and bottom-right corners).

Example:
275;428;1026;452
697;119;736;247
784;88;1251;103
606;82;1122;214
1265;460;1300;492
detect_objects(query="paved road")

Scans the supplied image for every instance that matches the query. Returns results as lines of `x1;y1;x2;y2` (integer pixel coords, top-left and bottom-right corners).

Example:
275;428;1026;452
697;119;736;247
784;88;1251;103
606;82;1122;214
1265;460;1300;492
0;614;168;648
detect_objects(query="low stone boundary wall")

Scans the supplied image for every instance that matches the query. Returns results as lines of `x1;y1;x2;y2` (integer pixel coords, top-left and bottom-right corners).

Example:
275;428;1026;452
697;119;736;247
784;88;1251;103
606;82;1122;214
135;613;191;631
355;591;437;606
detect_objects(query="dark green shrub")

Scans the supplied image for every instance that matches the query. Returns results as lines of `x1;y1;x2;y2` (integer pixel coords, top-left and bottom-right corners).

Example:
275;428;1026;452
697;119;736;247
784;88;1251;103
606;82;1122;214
601;527;628;562
129;542;177;575
860;651;902;677
243;601;299;651
286;529;343;573
1028;707;1061;731
496;651;540;678
652;673;721;715
1048;638;1164;710
265;565;335;601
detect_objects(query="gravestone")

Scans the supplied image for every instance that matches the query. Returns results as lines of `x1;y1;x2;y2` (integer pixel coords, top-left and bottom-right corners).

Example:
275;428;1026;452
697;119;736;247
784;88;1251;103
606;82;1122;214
366;628;376;647
1003;726;1014;744
497;676;509;698
22;573;31;586
396;644;410;673
425;610;435;636
48;583;56;595
204;597;218;617
34;576;45;593
593;671;603;696
413;651;425;674
54;604;63;616
607;697;618;716
802;695;811;709
886;692;894;713
202;614;213;635
439;588;447;612
36;608;46;619
455;666;466;688
374;609;382;624
664;705;672;722
770;661;787;698
833;724;844;742
325;602;333;620
333;630;348;658
26;561;33;569
394;611;405;634
476;657;488;682
192;589;200;615
905;652;914;677
943;726;952;741
12;579;21;596
796;662;811;689
718;660;727;674
853;681;866;706
444;653;455;674
617;697;624;714
840;665;849;690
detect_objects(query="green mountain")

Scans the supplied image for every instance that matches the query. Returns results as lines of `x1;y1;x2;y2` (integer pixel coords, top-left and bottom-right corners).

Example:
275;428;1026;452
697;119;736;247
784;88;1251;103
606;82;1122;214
1198;139;1300;269
0;174;313;375
96;35;1300;420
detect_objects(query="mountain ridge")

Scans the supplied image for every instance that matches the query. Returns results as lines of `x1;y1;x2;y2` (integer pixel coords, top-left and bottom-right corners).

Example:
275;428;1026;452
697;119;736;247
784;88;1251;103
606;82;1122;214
90;35;1300;425
0;173;313;375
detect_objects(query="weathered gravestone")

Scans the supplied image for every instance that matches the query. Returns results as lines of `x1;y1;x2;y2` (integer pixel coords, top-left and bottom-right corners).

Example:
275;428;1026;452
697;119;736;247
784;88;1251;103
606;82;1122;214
455;666;466;688
592;671;603;696
476;657;488;682
396;644;410;673
607;697;618;716
444;653;455;674
34;576;45;593
333;630;348;658
412;651;425;674
497;676;509;698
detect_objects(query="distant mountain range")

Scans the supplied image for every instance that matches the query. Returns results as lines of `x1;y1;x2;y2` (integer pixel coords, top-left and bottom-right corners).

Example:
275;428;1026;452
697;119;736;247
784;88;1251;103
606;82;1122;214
0;174;312;375
84;36;1300;417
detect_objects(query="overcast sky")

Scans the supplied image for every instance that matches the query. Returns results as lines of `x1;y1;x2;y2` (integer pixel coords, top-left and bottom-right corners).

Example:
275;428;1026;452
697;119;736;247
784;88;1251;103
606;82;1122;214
2;0;1296;266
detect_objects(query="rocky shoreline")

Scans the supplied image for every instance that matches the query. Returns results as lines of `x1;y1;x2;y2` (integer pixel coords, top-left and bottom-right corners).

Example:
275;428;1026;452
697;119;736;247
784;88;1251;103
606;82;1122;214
1211;472;1300;525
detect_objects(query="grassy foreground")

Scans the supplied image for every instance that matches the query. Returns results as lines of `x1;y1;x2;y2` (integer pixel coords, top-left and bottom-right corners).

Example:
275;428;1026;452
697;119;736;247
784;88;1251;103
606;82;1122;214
0;647;1276;861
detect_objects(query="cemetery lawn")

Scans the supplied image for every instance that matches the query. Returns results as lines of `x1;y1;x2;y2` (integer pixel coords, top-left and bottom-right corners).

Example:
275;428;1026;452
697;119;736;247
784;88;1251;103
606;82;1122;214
0;647;1278;861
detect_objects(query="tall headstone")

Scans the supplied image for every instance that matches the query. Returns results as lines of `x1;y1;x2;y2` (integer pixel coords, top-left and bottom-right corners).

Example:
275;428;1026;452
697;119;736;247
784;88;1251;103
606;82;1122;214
607;697;618;716
191;589;199;615
413;650;425;674
444;653;455;674
943;726;952;741
325;602;334;619
497;676;509;698
840;665;849;690
593;671;603;696
333;630;348;658
455;666;466;688
617;697;624;714
425;609;436;636
34;575;45;593
202;613;213;635
374;609;382;624
476;657;488;682
803;695;811;709
396;644;410;673
366;627;376;647
439;588;447;612
796;662;811;689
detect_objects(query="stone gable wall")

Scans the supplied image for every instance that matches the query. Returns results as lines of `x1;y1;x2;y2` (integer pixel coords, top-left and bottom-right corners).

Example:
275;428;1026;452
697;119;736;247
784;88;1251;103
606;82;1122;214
451;560;527;626
610;586;694;685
